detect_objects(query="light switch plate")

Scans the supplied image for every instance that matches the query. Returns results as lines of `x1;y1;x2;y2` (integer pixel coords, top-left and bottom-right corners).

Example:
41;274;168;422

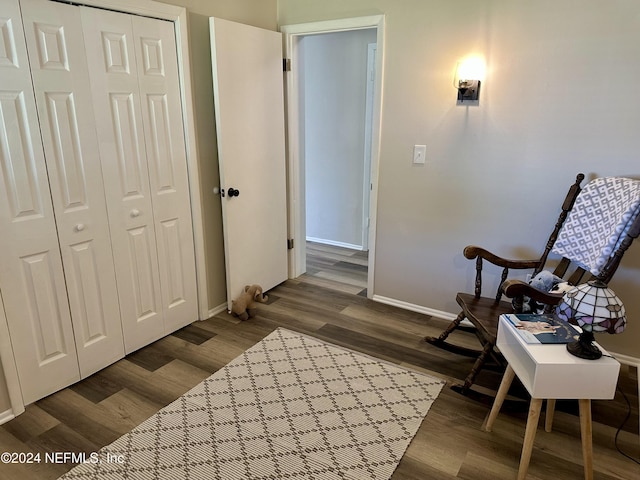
413;145;426;164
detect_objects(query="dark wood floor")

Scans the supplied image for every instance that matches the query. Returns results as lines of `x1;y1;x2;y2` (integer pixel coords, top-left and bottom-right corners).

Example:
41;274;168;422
0;242;638;479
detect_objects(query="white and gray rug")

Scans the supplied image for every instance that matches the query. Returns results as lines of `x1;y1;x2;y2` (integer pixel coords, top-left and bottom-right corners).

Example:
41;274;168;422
61;327;444;479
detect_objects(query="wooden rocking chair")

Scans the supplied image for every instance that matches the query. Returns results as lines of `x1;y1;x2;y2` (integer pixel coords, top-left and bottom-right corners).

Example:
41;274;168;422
426;173;640;395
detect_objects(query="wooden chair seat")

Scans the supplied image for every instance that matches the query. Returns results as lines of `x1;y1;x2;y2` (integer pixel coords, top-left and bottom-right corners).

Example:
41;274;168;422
456;293;509;342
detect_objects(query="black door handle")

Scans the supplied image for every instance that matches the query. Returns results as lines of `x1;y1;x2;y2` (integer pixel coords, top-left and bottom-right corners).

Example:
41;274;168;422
228;187;240;197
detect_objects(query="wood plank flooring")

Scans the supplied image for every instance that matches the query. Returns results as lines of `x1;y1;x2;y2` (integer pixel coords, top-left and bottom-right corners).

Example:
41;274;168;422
0;242;638;479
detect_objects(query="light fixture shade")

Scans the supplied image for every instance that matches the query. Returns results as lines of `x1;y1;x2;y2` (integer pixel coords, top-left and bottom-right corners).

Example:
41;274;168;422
453;58;485;85
555;279;626;334
453;58;485;104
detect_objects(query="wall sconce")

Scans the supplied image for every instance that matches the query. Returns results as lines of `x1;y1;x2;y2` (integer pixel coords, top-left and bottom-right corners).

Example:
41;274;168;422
457;79;480;103
454;58;485;104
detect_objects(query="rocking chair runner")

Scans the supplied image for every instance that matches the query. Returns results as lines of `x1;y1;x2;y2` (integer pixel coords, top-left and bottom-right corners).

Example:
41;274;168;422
426;173;640;395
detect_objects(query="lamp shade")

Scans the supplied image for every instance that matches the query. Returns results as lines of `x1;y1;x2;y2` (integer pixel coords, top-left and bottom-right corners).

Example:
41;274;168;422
555;279;626;334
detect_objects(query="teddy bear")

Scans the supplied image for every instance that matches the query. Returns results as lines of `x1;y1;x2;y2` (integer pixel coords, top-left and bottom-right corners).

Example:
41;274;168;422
230;284;269;320
518;270;572;314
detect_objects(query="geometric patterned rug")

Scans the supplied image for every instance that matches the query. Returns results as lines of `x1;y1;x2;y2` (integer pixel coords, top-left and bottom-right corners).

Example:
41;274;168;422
61;327;444;479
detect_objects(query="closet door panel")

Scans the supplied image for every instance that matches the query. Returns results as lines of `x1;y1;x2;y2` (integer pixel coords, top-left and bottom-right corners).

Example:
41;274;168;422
133;16;197;332
80;6;164;353
21;0;125;378
0;0;79;404
127;225;159;319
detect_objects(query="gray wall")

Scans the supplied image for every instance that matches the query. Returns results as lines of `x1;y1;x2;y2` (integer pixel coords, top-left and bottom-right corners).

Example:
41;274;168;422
278;0;640;359
302;29;377;249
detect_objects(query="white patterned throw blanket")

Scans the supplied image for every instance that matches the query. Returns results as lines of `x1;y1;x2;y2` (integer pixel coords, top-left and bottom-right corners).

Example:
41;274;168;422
61;328;444;479
552;176;640;276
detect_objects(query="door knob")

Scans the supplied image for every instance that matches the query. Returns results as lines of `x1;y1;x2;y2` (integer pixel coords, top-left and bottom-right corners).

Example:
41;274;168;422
228;187;240;197
75;223;85;232
130;209;141;217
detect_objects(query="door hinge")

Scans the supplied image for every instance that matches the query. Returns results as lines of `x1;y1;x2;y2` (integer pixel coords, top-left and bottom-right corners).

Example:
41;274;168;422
287;238;294;250
283;58;291;72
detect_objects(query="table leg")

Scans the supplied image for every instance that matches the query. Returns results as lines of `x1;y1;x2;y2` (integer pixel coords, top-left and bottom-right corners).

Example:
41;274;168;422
545;399;556;433
517;398;543;480
578;399;593;480
486;364;515;432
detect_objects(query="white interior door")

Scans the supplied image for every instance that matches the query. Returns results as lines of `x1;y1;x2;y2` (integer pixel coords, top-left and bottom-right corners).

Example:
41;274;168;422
0;0;80;404
209;18;288;308
21;0;125;378
81;7;165;352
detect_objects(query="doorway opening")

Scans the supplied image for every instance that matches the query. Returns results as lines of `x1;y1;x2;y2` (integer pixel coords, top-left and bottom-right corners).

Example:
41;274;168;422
282;16;384;298
299;28;375;295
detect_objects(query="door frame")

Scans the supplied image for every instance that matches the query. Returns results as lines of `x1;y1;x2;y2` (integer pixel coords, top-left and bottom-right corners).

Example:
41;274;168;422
281;15;385;298
71;0;208;320
362;42;377;251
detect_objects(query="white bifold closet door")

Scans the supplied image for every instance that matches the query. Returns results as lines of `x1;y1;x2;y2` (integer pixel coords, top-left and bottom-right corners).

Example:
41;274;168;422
21;0;125;380
0;0;197;405
80;6;198;353
0;0;81;404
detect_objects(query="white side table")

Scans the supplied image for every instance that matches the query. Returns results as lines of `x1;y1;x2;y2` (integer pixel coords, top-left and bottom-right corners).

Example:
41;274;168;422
485;314;620;480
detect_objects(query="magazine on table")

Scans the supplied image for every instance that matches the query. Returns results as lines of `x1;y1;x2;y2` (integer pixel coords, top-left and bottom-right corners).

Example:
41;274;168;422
503;313;580;344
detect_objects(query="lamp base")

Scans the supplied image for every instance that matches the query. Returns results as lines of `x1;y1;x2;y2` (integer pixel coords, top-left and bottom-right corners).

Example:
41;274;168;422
566;331;602;360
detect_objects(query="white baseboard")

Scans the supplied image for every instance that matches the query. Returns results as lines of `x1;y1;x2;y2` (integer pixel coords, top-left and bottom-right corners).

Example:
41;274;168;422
306;237;364;251
372;295;458;321
0;408;15;426
608;351;640;368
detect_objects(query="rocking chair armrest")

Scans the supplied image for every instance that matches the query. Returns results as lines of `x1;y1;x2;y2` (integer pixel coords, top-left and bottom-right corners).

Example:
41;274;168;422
463;246;541;270
501;279;564;305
